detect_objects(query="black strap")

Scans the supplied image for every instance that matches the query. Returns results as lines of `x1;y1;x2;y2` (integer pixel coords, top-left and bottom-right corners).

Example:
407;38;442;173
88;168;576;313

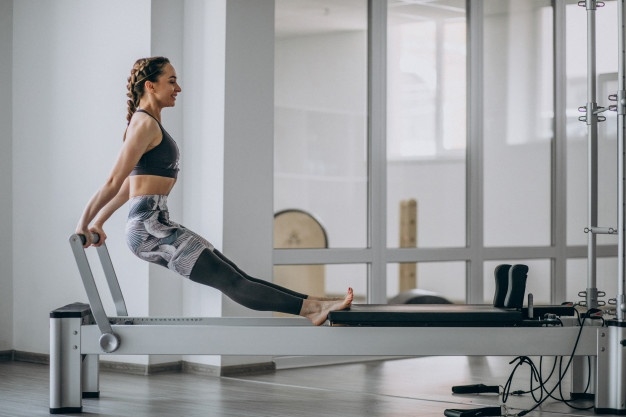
444;406;502;417
136;108;162;126
452;384;500;394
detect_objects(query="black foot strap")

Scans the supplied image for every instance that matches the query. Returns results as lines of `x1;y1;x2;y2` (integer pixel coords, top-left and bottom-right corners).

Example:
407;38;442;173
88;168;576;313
444;406;502;417
452;384;500;395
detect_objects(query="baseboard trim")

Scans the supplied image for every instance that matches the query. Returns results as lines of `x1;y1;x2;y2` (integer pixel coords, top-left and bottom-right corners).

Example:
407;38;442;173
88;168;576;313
13;350;49;365
99;360;183;376
183;361;276;377
274;355;408;370
7;350;275;377
0;350;14;362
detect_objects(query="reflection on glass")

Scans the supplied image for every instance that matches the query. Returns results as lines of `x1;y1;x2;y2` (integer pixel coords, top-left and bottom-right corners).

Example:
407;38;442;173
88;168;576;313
274;0;368;248
387;261;466;304
566;258;618;306
273;263;367;305
483;0;553;247
386;0;467;249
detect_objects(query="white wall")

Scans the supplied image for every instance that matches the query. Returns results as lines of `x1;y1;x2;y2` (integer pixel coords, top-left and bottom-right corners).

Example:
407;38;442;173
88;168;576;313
6;0;277;368
0;0;13;352
11;0;154;356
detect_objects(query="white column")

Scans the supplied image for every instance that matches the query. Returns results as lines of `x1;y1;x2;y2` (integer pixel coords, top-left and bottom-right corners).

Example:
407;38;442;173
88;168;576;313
0;0;13;353
222;0;276;316
180;0;275;369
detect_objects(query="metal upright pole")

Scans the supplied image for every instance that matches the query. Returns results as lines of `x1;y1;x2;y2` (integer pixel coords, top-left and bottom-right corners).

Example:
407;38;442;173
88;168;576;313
585;0;600;310
617;0;626;321
594;3;626;413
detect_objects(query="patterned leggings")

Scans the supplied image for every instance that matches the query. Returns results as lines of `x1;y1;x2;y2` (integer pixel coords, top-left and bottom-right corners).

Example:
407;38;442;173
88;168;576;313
126;195;305;315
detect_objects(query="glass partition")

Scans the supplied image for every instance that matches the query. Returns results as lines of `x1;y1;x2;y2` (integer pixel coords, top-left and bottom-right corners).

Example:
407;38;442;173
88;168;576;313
483;0;553;247
274;0;368;249
386;0;467;249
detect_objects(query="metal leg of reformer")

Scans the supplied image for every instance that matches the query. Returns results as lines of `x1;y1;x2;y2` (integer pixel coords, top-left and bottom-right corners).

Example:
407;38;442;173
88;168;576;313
49;303;93;414
82;354;100;399
570;356;596;400
49;315;84;414
595;321;626;414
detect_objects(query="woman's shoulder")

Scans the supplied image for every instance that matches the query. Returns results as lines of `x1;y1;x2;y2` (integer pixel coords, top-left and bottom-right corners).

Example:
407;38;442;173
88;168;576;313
126;112;162;146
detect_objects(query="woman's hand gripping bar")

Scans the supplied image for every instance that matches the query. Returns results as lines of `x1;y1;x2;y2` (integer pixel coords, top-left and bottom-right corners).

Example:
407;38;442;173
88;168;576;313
78;232;100;246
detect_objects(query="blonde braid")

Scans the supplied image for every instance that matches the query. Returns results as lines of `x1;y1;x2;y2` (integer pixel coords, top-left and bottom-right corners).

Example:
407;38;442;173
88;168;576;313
125;57;170;125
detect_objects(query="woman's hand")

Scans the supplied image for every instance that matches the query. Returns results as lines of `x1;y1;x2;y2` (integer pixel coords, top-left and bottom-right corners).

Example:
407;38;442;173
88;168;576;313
89;224;107;247
75;225;107;248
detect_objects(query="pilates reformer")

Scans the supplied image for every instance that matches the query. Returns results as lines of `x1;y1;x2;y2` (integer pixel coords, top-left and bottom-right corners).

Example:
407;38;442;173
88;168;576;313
50;1;626;414
49;234;623;415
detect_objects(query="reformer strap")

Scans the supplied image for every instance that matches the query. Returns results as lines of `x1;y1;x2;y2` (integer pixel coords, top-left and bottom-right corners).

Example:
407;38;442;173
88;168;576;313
443;406;502;417
452;384;500;395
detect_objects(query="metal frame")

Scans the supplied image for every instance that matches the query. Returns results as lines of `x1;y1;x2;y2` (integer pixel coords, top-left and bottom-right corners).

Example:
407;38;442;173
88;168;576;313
581;0;605;310
466;0;485;304
617;0;626;322
50;309;600;411
50;303;603;414
367;0;388;304
50;234;624;414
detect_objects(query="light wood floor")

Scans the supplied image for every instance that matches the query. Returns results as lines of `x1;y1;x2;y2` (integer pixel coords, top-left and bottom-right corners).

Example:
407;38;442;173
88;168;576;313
0;356;601;417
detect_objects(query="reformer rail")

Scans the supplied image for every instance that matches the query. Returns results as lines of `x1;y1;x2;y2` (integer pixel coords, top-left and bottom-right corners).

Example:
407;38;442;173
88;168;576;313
50;235;625;414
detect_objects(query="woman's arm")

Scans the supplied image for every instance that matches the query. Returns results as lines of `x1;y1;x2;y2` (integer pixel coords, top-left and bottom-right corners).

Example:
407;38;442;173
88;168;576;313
83;177;131;246
75;115;160;246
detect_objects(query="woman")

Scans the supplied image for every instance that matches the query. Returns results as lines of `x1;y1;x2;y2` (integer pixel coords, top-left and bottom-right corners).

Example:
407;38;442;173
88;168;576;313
75;56;353;326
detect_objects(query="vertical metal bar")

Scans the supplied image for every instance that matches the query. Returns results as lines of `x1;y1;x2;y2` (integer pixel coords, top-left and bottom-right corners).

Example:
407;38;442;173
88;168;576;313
81;354;100;398
466;0;484;304
49;318;62;411
595;323;626;412
567;7;601;396
571;355;597;398
69;234;114;335
367;0;387;304
617;0;626;320
553;0;568;304
49;316;83;414
96;243;128;316
585;0;600;309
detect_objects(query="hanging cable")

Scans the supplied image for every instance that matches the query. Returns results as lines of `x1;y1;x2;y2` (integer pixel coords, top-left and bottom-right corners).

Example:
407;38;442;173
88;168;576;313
500;308;605;416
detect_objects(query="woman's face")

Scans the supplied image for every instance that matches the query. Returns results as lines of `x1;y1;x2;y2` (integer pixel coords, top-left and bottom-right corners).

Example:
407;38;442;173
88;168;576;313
148;63;181;108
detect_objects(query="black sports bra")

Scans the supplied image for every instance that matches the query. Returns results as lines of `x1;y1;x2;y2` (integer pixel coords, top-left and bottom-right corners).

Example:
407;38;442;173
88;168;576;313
130;109;180;179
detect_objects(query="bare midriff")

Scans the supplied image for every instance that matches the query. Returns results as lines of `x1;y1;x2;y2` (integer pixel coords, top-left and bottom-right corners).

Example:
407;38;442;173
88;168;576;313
129;175;176;197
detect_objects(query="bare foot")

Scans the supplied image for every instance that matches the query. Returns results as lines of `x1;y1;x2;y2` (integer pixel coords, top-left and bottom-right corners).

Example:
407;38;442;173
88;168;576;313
301;287;353;326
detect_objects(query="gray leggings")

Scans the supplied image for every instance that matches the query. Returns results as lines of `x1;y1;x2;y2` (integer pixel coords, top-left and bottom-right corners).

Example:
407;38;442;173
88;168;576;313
126;195;305;315
126;195;212;278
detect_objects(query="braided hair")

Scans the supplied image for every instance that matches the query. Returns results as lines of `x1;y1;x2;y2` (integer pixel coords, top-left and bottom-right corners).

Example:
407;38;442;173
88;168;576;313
125;56;170;125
